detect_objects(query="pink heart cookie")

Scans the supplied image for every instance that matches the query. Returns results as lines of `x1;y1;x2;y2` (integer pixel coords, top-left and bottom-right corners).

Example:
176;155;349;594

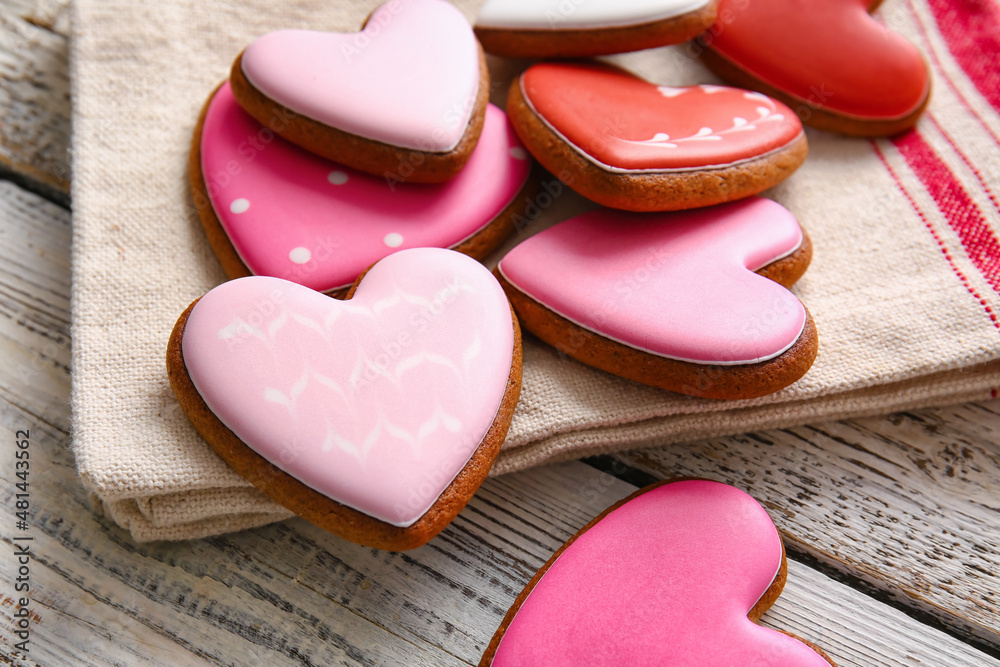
496;197;818;399
481;479;836;666
231;0;489;183
167;248;522;550
191;82;535;296
508;62;807;211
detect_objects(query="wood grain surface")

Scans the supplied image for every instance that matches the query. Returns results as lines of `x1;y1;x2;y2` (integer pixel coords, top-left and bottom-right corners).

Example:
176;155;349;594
1;0;999;663
0;0;70;199
611;405;1000;646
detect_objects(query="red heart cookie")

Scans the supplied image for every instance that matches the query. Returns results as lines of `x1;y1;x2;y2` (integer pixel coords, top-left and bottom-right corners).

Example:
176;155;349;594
230;0;489;183
496;197;818;399
481;480;836;666
167;248;522;550
699;0;931;135
507;62;806;211
191;82;535;296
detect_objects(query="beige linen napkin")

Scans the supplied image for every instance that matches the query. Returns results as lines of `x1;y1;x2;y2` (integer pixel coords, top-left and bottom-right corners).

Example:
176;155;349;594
70;0;1000;540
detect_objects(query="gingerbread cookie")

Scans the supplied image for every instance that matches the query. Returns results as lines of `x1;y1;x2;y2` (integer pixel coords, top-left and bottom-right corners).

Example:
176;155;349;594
507;62;806;212
230;0;489;183
699;0;930;136
474;0;718;59
496;197;817;399
481;479;836;666
167;248;522;550
191;81;536;296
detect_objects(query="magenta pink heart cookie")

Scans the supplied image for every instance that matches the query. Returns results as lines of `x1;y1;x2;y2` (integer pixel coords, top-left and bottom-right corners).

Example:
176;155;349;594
507;62;807;211
230;0;489;183
191;82;534;296
167;248;522;550
496;197;818;399
481;480;836;666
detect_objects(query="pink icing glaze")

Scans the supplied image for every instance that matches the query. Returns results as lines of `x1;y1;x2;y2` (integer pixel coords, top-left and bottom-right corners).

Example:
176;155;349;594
200;82;531;294
241;0;480;152
490;480;831;666
498;197;806;364
182;248;514;527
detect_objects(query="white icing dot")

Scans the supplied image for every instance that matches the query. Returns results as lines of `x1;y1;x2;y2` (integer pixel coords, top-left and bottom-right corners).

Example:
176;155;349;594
383;233;404;248
327;171;349;185
289;247;312;264
230;198;250;214
509;147;528;160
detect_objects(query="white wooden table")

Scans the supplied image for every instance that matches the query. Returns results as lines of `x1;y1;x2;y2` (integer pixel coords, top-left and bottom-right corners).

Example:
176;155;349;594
1;1;998;664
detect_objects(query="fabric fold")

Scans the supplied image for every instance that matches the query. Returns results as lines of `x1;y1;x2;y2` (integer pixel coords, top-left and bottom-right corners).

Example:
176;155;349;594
70;0;1000;541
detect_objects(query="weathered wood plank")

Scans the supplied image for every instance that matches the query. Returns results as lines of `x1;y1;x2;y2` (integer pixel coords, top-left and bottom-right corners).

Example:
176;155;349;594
612;404;1000;647
1;162;999;664
0;180;71;435
2;381;997;667
0;0;72;198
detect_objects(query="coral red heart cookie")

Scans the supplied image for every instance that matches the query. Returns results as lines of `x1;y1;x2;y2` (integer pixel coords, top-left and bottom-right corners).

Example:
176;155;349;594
474;0;719;58
167;248;522;550
480;479;836;666
191;81;536;296
496;197;818;399
507;62;806;212
230;0;489;183
699;0;930;136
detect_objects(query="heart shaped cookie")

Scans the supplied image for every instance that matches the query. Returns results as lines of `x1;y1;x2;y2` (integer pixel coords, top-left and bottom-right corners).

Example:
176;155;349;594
167;248;522;550
230;0;489;183
474;0;718;58
699;0;930;135
481;480;836;666
191;82;536;296
496;197;817;399
508;62;806;212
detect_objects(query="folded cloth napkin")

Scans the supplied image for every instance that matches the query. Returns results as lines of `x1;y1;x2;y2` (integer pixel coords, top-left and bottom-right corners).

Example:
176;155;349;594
70;0;1000;541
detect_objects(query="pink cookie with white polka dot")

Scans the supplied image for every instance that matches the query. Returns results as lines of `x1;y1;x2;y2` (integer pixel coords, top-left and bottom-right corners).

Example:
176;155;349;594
190;81;538;296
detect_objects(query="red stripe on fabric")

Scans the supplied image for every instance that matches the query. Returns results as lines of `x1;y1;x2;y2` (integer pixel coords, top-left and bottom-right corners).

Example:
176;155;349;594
907;0;1000;148
927;114;1000;218
872;140;1000;330
891;130;1000;294
927;0;1000;113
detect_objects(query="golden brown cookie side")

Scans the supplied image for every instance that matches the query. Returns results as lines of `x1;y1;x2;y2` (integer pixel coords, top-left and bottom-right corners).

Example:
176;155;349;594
506;77;808;212
189;82;255;282
495;248;818;400
229;47;490;184
475;0;718;59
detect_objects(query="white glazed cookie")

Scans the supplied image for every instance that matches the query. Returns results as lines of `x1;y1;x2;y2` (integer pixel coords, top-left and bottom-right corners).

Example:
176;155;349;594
474;0;718;58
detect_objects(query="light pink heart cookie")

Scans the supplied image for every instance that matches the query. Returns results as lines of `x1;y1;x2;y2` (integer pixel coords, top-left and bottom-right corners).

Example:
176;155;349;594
231;0;489;183
191;82;535;296
481;479;836;666
167;248;522;550
496;197;818;399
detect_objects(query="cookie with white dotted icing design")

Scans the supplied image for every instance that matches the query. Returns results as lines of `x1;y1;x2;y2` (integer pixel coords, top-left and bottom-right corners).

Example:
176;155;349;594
190;81;537;297
481;479;836;666
698;0;930;136
507;62;807;212
495;197;818;400
230;0;489;183
475;0;719;58
167;248;522;551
